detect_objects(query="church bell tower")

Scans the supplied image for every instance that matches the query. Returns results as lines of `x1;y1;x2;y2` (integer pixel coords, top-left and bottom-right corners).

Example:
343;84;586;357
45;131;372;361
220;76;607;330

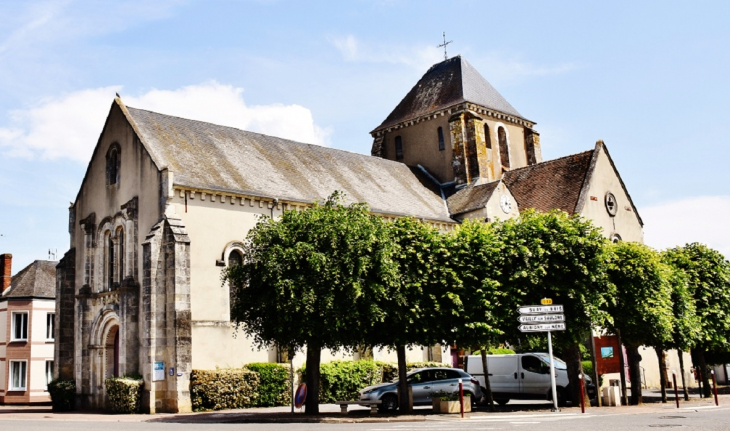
371;56;541;186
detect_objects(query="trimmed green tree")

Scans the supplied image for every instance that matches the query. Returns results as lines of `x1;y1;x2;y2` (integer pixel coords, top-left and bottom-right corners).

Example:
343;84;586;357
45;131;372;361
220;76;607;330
656;255;700;402
663;243;730;397
448;219;505;409
223;192;394;414
605;242;674;405
497;210;611;406
366;217;460;413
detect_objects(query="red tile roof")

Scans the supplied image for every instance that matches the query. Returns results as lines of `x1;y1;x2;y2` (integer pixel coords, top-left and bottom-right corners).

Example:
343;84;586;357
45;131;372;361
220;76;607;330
502;150;595;215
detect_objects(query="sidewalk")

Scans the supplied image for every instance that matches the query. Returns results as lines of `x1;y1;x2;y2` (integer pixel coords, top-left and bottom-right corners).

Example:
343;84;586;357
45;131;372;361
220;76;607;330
0;390;727;424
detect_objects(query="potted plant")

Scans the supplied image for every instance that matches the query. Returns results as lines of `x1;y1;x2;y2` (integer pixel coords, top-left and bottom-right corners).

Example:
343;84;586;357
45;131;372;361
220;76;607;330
430;390;471;413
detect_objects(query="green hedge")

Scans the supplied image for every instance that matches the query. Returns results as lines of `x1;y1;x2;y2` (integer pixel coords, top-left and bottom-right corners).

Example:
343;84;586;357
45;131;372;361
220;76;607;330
300;360;450;402
314;360;384;403
245;363;292;407
582;360;594;378
105;377;143;413
48;379;76;412
190;368;260;411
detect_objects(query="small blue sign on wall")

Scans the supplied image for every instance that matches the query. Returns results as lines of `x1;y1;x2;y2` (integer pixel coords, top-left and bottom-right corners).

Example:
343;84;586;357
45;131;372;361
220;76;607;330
153;361;165;381
601;346;614;359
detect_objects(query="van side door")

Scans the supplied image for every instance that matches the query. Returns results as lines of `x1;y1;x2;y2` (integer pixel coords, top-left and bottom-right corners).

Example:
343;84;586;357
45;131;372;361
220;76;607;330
519;354;552;395
487;355;521;395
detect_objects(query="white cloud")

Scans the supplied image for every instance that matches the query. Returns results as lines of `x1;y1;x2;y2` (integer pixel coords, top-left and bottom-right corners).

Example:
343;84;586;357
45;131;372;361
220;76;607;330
641;195;730;259
329;35;578;84
0;82;332;162
330;34;442;71
0;0;182;58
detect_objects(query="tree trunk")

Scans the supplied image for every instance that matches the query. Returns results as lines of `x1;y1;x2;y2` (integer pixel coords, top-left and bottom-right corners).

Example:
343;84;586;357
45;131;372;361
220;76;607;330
563;343;588;407
480;348;495;410
396;345;411;414
693;348;712;398
678;350;689;401
304;345;321;415
626;345;643;405
655;347;667;403
589;334;602;407
617;331;629;406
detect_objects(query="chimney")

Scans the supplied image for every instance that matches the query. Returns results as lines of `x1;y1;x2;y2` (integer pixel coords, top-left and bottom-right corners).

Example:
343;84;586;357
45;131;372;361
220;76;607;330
1;254;12;293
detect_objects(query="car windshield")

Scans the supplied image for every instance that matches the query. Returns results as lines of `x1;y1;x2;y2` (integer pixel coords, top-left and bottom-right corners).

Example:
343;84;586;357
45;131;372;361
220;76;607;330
535;354;567;370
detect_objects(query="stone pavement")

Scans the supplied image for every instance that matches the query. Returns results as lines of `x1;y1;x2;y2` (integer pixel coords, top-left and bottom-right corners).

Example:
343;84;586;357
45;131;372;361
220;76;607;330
0;390;727;424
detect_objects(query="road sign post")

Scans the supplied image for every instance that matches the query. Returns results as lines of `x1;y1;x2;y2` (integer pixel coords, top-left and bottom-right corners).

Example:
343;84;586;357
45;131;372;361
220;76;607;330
547;330;559;411
518;298;564;412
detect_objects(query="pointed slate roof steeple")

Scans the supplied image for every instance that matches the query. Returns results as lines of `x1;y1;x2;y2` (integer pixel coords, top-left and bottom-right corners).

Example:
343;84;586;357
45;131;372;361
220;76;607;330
372;56;528;133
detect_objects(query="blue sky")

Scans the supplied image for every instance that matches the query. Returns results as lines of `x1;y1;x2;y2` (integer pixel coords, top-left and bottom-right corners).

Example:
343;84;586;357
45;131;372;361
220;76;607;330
1;0;729;272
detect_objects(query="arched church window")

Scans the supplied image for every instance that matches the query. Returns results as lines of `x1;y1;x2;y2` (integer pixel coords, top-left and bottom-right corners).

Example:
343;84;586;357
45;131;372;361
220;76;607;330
484;124;492;150
395;136;404;160
106;144;120;186
228;250;243;267
437;127;445;151
228;249;243;319
107;231;115;290
498;127;510;169
612;233;622;243
116;227;124;284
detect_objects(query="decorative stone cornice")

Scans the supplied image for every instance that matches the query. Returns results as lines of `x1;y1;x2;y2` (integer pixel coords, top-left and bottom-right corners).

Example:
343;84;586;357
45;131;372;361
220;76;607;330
370;103;535;137
175;186;456;229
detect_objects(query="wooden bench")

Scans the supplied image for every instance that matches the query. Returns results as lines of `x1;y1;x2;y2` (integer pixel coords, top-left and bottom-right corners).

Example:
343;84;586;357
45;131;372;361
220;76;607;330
335;400;381;414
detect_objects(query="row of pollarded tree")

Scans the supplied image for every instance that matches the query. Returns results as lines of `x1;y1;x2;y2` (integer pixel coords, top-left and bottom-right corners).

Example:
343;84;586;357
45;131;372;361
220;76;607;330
223;192;730;414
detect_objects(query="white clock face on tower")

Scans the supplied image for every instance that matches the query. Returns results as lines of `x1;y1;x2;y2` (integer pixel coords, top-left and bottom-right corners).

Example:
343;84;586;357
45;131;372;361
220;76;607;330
500;194;512;214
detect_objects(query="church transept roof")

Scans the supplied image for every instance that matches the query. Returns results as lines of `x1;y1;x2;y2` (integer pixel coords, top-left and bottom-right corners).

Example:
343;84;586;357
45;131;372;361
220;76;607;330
502;150;595;215
446;179;501;216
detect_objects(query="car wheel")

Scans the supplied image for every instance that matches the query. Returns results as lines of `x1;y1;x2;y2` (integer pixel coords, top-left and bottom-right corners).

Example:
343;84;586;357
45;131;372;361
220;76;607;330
379;394;398;413
495;398;509;406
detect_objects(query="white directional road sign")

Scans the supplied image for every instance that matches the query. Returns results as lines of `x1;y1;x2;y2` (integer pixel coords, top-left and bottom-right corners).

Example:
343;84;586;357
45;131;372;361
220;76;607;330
518;305;564;315
519;323;566;332
518;314;565;323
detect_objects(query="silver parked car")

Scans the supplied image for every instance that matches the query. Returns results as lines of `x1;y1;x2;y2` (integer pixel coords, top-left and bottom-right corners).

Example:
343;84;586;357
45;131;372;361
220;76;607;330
359;367;483;412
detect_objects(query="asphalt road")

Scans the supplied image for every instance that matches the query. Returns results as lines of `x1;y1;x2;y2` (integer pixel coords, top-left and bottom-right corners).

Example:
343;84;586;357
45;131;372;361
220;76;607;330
2;405;730;431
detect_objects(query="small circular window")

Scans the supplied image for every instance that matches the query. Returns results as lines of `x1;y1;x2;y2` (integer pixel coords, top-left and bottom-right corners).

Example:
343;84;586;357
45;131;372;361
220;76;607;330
611;233;622;243
605;192;618;217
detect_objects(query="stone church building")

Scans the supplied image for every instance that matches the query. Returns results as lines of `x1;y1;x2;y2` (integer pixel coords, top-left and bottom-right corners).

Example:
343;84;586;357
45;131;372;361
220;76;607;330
55;55;645;413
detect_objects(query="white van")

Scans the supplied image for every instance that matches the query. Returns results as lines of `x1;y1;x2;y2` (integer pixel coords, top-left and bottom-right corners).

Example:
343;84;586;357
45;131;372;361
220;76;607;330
465;353;572;405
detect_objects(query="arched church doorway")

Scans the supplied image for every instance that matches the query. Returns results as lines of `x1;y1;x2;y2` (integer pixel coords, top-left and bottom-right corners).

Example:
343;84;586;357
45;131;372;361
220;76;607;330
104;325;120;379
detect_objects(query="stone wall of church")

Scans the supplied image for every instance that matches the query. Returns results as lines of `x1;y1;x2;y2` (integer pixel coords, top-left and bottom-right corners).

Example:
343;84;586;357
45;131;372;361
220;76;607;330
577;144;644;243
168;191;279;370
140;217;192;414
377;107;531;185
55;248;76;381
380;114;454;183
64;102;164;410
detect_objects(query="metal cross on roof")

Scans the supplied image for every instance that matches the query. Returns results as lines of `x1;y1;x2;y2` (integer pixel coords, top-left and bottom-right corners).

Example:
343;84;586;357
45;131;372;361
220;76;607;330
437;32;452;61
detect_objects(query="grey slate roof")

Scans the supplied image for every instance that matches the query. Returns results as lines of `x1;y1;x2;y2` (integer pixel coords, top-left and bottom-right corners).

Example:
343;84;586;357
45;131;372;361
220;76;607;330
446;180;501;216
123;105;454;223
3;260;57;299
373;56;527;132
